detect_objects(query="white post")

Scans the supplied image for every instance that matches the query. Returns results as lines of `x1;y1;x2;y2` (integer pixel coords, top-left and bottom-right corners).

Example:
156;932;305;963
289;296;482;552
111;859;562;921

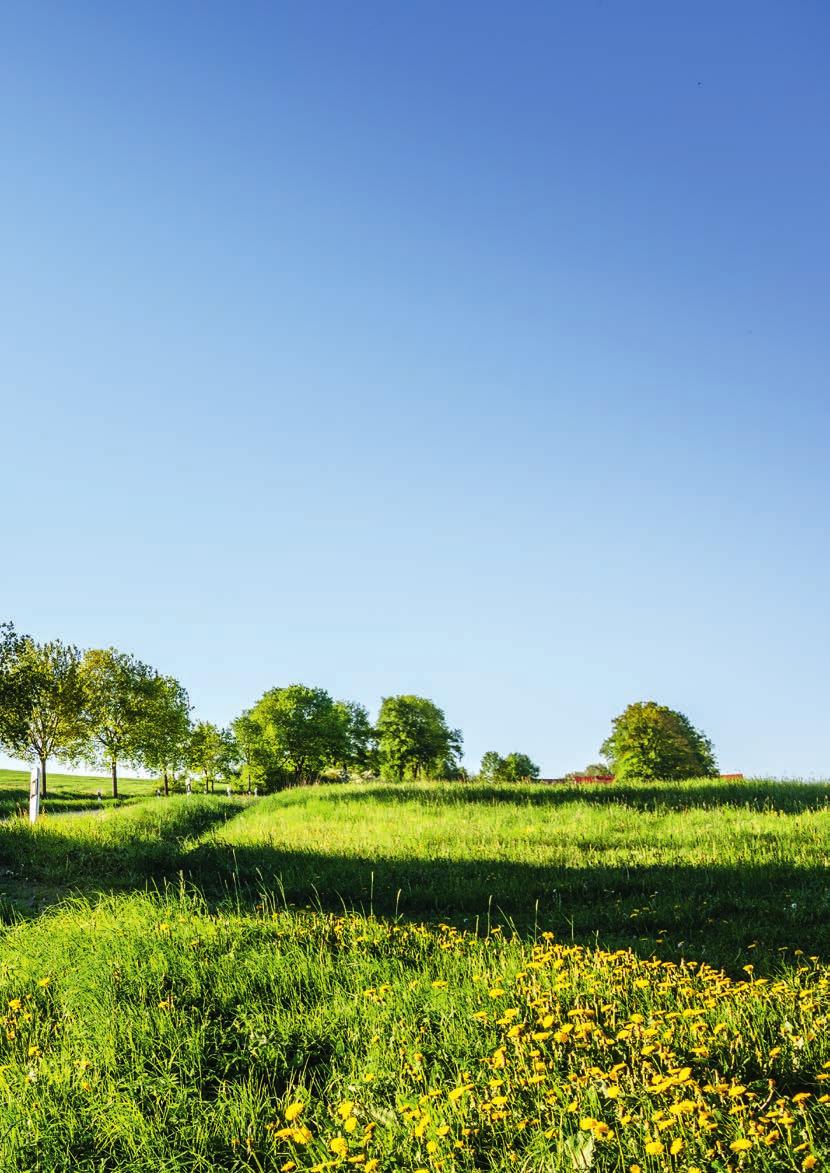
29;767;41;825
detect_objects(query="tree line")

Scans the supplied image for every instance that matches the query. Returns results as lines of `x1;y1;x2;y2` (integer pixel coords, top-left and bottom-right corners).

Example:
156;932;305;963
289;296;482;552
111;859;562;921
0;620;719;795
0;621;466;796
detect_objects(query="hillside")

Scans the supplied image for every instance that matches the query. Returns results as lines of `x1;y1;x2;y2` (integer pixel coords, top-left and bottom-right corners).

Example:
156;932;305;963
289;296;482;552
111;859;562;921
0;777;828;1170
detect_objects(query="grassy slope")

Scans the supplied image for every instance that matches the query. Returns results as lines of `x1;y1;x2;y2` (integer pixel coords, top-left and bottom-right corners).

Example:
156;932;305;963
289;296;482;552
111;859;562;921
1;889;828;1172
1;778;829;1170
0;765;157;817
195;778;830;968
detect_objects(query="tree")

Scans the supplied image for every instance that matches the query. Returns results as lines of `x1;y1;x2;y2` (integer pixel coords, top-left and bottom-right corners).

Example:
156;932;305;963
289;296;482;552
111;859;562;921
140;674;192;796
241;685;349;788
479;750;540;783
600;701;717;783
79;648;156;799
188;721;237;793
231;710;266;793
500;752;540;782
0;637;86;796
376;695;462;782
0;621;32;754
333;699;376;777
479;751;504;783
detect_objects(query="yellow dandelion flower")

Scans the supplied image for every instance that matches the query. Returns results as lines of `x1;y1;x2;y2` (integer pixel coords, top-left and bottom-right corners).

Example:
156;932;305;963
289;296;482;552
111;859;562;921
330;1136;349;1157
645;1141;664;1156
285;1103;304;1122
730;1139;752;1152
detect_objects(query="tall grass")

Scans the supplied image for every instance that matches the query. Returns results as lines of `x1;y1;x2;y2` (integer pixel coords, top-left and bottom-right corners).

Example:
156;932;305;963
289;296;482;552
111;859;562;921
189;778;830;969
0;889;826;1171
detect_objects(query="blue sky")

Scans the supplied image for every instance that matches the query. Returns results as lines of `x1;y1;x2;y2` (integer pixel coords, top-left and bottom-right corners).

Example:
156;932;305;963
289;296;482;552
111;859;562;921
2;1;828;777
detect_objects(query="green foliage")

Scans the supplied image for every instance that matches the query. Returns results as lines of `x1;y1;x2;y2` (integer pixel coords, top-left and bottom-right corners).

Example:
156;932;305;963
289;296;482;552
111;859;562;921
601;700;717;782
0;636;86;794
139;674;192;794
375;694;462;781
188;721;237;792
0;886;827;1171
333;699;376;776
239;685;369;788
583;762;611;776
478;750;503;782
79;648;157;797
0;620;32;752
479;750;540;782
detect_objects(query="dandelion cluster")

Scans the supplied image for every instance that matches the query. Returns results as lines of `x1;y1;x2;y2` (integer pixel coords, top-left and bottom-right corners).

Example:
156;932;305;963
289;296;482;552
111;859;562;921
1;899;828;1171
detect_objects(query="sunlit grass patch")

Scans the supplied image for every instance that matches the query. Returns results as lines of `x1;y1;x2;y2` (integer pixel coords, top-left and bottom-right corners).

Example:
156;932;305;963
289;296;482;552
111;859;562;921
0;892;827;1170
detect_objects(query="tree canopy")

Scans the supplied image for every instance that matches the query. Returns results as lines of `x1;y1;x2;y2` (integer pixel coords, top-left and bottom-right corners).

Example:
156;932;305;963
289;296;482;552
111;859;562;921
188;721;237;792
479;750;540;783
140;674;192;795
0;621;32;755
0;637;87;795
376;695;462;781
79;648;156;798
600;701;717;783
240;684;349;788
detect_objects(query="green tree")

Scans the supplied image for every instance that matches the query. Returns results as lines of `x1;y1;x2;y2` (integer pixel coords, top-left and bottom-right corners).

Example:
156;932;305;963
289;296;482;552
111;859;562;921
231;710;266;793
1;637;86;796
333;699;376;778
0;621;32;755
500;752;540;782
242;685;347;788
376;695;462;782
479;751;505;783
479;750;539;783
600;701;717;783
79;648;156;799
140;674;192;796
188;721;237;793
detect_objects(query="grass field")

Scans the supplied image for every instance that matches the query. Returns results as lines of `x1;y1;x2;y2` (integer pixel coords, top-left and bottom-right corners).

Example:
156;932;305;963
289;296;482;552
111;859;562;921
0;765;157;818
0;775;828;1170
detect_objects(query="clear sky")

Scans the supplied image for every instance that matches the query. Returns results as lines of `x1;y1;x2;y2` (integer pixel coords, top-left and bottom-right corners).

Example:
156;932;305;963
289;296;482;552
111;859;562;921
2;1;829;778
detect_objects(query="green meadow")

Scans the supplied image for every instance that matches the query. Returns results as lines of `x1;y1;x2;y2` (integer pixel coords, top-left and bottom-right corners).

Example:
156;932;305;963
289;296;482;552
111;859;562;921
0;775;829;1170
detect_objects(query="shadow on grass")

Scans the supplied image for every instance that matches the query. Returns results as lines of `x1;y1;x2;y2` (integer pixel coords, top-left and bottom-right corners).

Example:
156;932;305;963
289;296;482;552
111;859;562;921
183;840;830;967
3;807;826;971
0;799;240;915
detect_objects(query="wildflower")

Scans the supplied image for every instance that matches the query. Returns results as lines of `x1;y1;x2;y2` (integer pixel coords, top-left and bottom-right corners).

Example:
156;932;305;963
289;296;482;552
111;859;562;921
330;1136;348;1157
730;1139;752;1152
285;1103;304;1122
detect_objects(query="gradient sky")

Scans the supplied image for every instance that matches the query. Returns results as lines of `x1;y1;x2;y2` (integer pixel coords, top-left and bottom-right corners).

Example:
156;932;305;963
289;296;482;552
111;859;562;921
2;1;829;778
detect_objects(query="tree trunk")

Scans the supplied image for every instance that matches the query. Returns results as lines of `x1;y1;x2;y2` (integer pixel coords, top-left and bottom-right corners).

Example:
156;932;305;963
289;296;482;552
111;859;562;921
39;756;47;797
111;758;118;800
163;769;169;797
